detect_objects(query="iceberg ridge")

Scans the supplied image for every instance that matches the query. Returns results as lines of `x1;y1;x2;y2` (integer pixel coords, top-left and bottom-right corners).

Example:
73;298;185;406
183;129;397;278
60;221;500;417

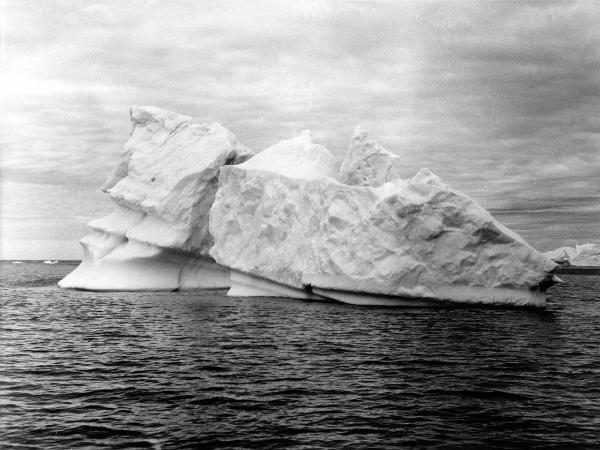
210;129;557;307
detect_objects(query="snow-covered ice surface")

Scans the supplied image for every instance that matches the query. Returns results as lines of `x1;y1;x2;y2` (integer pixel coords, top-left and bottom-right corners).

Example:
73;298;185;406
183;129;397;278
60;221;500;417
210;130;558;307
545;244;600;267
59;107;253;290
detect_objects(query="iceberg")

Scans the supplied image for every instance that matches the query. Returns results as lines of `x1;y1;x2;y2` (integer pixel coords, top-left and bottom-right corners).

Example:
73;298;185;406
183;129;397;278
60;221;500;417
59;106;253;290
545;243;600;266
543;246;577;265
210;128;558;307
60;107;558;306
572;244;600;266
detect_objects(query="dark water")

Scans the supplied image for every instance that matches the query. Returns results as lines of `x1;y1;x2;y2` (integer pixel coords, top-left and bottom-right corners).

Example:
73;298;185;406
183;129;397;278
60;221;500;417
1;262;600;449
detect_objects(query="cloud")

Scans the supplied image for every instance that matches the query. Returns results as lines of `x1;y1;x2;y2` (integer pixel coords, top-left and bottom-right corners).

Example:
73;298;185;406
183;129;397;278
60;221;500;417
1;0;599;257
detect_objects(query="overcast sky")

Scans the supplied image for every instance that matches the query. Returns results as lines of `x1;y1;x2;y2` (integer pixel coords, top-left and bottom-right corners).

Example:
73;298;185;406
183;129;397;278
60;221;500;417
1;0;599;259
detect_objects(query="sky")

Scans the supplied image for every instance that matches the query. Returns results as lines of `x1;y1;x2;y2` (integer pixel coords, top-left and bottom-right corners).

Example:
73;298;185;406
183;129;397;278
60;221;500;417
1;0;599;259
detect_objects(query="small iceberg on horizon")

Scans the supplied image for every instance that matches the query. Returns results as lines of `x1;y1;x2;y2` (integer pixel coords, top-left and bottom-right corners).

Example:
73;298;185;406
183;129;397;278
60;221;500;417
43;260;59;264
544;243;600;267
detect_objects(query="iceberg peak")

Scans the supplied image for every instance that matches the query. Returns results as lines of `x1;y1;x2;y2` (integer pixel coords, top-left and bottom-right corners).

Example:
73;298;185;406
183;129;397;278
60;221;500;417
129;105;191;130
410;168;449;188
238;130;337;180
352;125;370;141
338;126;404;187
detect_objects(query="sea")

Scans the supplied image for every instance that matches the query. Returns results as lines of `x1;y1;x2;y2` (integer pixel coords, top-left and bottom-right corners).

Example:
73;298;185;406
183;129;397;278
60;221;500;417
1;261;599;449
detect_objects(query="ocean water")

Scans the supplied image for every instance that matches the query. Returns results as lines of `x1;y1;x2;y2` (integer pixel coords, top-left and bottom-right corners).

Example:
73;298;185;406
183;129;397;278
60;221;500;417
1;262;599;449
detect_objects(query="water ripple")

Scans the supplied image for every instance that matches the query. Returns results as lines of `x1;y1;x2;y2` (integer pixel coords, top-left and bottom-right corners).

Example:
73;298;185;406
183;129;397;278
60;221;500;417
1;262;599;448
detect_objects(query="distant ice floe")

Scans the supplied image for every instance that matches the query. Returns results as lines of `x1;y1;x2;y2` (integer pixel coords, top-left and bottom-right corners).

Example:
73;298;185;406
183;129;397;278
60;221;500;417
60;107;558;307
544;243;600;267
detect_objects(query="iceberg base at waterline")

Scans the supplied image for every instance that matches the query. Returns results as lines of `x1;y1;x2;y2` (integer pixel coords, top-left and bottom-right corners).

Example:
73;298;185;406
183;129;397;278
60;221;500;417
227;270;321;300
225;270;550;307
58;230;229;291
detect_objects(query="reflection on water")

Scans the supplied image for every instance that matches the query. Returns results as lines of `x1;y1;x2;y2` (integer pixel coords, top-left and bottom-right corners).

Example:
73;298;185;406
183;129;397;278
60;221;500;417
1;262;599;448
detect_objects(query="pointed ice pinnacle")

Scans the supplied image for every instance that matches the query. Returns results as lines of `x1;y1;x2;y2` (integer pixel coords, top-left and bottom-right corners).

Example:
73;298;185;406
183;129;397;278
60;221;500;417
338;126;405;187
239;129;338;180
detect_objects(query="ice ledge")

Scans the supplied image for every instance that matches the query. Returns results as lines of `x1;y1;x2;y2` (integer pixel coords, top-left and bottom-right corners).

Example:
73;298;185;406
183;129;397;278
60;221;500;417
228;270;322;300
226;270;551;307
304;273;553;307
58;230;230;291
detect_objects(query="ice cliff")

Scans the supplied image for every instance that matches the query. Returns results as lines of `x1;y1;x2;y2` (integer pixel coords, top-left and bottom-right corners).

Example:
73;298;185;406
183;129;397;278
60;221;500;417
61;108;558;306
210;128;558;307
544;243;600;266
59;106;253;290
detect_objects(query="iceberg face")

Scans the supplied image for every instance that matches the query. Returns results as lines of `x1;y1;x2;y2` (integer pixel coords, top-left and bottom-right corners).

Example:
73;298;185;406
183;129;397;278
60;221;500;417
545;244;600;266
59;107;253;291
103;106;253;253
210;131;557;307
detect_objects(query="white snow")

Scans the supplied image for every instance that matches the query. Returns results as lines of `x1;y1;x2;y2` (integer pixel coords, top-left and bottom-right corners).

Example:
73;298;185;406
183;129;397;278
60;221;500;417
59;106;252;291
210;130;557;307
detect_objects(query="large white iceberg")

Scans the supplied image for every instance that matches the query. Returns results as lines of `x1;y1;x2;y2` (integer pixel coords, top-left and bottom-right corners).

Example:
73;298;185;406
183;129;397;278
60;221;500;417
59;106;253;290
544;243;600;266
61;107;558;307
210;128;558;307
